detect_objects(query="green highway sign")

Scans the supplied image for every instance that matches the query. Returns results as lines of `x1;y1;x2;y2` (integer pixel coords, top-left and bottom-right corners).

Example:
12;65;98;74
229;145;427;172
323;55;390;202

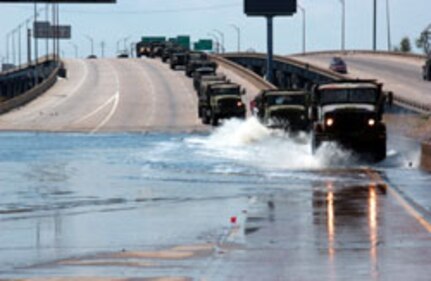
194;39;213;51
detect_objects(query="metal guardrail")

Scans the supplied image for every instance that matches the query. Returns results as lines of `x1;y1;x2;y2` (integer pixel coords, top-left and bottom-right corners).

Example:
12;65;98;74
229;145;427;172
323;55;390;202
291;50;427;60
220;52;431;114
210;54;276;90
0;57;62;115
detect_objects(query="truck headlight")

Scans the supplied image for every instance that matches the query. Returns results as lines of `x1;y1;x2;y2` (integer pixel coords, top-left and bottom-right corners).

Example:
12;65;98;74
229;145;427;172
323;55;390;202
237;101;243;107
326;117;334;127
368;118;376;126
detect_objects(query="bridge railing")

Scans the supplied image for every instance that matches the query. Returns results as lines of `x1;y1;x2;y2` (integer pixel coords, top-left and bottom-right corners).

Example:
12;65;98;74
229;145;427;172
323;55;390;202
219;52;431;114
0;55;63;114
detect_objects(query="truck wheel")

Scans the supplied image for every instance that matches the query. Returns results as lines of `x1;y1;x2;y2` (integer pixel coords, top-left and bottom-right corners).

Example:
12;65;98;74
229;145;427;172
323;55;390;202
311;133;322;155
372;139;387;162
211;114;219;126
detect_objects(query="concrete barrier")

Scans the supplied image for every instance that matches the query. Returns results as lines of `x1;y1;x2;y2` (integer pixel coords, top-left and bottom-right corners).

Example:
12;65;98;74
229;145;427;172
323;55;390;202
421;141;431;172
0;60;62;114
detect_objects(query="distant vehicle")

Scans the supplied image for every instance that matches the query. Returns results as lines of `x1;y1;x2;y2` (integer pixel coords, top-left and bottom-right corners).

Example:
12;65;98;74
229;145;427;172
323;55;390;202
251;89;310;132
186;60;217;77
198;81;246;126
423;59;431;81
192;67;217;91
87;55;97;59
329;57;348;74
117;53;129;59
195;74;227;94
309;80;393;162
170;52;187;70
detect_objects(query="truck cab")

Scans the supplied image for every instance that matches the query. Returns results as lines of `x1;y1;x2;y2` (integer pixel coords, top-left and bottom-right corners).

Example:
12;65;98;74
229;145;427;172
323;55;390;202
310;80;391;162
198;82;246;126
170;52;187;69
252;90;310;132
193;67;217;91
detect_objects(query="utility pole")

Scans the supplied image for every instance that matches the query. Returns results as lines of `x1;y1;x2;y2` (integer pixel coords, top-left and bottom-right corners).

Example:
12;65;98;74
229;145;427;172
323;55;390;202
266;16;274;83
100;41;105;58
386;0;392;51
373;0;377;51
340;0;345;51
230;24;241;53
298;5;306;54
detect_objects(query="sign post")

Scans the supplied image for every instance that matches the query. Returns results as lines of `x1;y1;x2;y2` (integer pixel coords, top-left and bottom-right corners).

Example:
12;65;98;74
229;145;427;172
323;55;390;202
244;0;297;83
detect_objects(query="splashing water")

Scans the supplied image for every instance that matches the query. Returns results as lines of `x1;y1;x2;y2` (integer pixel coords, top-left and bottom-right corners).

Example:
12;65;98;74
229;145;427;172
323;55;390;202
186;118;355;170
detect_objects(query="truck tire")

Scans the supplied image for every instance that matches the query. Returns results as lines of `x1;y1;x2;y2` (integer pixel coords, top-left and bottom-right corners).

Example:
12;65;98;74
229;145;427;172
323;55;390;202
372;138;387;162
311;133;322;155
211;113;219;126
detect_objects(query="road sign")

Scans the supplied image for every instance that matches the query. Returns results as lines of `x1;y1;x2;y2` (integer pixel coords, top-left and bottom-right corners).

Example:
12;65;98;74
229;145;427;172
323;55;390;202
0;1;115;3
194;39;213;51
141;37;166;44
176;36;190;50
34;22;71;39
244;0;296;16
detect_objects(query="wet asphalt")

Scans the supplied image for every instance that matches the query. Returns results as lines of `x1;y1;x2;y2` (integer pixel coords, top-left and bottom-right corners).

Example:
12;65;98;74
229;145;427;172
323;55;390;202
0;119;430;281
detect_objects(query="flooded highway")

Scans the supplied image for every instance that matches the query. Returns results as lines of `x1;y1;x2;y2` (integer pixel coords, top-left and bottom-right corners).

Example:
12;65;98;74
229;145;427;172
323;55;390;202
0;118;431;281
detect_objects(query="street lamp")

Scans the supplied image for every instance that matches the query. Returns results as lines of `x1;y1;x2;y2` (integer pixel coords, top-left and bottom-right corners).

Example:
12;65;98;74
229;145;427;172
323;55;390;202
386;0;392;51
339;0;345;51
213;29;225;53
208;33;220;54
123;36;130;54
373;0;377;51
85;35;94;56
298;5;306;54
230;24;241;53
69;42;78;58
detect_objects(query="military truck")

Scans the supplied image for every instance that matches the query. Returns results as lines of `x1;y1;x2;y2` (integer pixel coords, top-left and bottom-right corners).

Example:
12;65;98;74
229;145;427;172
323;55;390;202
309;80;392;162
170;52;187;70
161;45;184;63
194;74;227;94
192;67;217;91
251;90;310;132
198;82;246;126
186;60;217;77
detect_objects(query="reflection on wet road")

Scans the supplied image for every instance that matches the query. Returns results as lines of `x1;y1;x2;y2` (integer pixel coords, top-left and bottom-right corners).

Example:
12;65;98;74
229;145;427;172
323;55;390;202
0;119;431;280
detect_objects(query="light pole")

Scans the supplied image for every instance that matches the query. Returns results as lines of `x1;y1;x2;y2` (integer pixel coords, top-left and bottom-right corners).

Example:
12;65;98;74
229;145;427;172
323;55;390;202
85;35;94;56
386;0;392;51
339;0;345;51
373;0;377;51
69;42;78;58
230;24;241;53
208;33;220;54
213;29;225;53
100;41;105;58
6;32;10;64
116;39;121;54
298;5;306;54
123;36;130;54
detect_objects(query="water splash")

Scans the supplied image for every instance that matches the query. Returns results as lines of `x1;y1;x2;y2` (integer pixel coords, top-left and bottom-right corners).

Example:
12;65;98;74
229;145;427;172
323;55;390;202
186;118;355;170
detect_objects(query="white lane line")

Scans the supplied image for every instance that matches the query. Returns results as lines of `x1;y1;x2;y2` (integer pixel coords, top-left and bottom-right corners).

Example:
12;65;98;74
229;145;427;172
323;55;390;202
52;59;89;108
91;91;120;133
91;60;121;133
131;59;157;127
74;93;118;124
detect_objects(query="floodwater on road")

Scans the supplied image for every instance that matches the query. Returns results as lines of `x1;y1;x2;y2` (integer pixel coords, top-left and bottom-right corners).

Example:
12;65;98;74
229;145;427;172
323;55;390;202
0;118;430;281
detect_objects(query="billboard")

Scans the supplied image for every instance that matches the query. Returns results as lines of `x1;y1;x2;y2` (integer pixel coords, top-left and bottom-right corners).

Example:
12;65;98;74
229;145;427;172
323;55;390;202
0;1;115;3
244;0;296;16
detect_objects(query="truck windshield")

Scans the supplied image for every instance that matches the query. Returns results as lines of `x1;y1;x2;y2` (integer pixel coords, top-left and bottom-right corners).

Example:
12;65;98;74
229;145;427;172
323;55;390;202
267;95;306;106
213;88;240;96
320;88;377;104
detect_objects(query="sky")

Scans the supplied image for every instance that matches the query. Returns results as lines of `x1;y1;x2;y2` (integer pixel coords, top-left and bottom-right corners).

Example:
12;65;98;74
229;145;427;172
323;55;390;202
0;0;430;62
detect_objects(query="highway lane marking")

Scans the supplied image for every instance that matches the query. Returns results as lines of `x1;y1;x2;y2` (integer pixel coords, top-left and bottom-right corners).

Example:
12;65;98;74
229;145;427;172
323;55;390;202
51;59;89;108
130;59;157;127
365;168;431;233
90;60;121;133
74;92;119;124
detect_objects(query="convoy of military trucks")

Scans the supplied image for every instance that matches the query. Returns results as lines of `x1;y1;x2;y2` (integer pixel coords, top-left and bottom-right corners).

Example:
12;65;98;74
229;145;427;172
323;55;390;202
135;36;392;162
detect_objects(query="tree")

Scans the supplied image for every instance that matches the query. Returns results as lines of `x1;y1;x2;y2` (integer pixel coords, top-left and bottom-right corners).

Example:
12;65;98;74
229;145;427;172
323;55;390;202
399;37;411;53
